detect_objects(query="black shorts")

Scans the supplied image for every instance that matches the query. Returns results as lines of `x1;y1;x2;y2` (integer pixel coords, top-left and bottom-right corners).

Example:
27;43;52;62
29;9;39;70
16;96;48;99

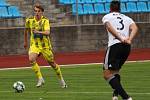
103;43;131;70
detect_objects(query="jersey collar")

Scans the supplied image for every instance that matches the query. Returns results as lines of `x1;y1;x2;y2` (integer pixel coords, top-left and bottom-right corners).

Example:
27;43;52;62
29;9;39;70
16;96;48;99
34;16;44;21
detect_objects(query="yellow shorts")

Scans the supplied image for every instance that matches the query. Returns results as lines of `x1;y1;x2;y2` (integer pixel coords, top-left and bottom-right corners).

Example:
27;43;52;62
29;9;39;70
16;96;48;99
29;46;54;62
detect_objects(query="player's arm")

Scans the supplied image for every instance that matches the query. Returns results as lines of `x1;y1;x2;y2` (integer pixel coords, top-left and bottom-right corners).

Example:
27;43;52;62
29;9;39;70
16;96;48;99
126;23;138;44
33;19;50;35
32;30;50;35
24;28;29;49
24;18;31;49
105;22;125;42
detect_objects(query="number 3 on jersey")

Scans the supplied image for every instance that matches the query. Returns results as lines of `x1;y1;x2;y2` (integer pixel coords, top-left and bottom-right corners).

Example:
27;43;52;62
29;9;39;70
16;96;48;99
117;17;124;30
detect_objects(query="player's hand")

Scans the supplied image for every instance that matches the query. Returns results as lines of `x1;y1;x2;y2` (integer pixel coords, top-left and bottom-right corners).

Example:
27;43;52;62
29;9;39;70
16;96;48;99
120;36;127;43
117;33;127;43
125;38;132;45
121;36;132;45
33;29;39;34
120;35;131;44
24;42;27;49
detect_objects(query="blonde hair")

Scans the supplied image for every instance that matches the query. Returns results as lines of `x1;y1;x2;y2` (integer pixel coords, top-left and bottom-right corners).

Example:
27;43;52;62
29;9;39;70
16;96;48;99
34;3;44;12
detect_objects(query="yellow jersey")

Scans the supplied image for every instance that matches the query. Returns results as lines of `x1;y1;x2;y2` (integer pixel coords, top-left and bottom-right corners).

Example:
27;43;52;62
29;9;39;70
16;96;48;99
25;16;52;49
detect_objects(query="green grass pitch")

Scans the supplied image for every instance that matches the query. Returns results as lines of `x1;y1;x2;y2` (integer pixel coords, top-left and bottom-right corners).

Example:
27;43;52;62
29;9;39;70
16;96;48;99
0;61;150;100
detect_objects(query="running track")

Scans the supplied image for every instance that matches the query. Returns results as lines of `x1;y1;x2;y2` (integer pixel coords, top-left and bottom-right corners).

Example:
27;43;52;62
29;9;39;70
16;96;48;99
0;48;150;68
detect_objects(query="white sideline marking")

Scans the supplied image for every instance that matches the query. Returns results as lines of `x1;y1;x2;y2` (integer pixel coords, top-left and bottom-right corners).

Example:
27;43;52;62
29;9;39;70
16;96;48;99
0;63;101;71
0;60;150;71
0;63;102;71
0;91;150;95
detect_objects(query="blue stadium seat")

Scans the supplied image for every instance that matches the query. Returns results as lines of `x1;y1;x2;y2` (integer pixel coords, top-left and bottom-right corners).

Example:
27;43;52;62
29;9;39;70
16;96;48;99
99;0;129;3
84;0;96;3
70;0;84;4
59;0;71;4
126;2;137;12
83;4;95;14
72;4;84;15
121;3;128;13
139;0;148;1
59;0;64;4
121;0;128;2
70;0;76;4
71;0;93;4
78;0;85;3
106;0;112;2
8;6;23;18
137;2;148;12
94;3;105;14
0;0;9;7
0;7;11;18
148;2;150;12
84;0;92;3
95;0;106;3
91;0;97;3
105;3;110;13
128;0;138;2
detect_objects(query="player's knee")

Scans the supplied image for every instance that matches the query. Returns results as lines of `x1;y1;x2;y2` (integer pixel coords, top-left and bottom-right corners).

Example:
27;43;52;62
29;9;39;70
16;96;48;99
103;72;112;80
103;74;109;80
29;58;35;63
48;62;56;68
29;57;36;64
29;53;38;63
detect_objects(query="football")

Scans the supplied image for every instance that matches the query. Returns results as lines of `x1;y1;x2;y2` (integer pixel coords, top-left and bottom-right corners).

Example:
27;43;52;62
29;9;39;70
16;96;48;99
13;81;25;93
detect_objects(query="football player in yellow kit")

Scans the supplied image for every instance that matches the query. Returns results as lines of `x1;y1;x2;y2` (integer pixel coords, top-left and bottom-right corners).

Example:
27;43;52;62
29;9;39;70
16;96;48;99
24;4;67;88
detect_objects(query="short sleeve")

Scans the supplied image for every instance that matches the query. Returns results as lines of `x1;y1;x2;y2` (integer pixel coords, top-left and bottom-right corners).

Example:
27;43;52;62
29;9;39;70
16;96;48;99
102;17;109;24
44;19;50;31
25;18;30;28
128;17;135;25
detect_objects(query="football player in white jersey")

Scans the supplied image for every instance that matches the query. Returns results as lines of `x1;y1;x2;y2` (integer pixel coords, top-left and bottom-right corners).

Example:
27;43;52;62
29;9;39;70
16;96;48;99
102;1;138;100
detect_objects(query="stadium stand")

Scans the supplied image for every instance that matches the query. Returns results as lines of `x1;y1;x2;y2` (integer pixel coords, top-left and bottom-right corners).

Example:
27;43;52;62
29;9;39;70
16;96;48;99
106;0;112;2
126;2;138;12
121;3;128;13
74;0;84;3
70;0;76;4
0;0;9;7
120;0;128;2
0;0;149;26
8;6;22;18
84;0;96;3
83;4;95;14
105;3;111;13
0;0;150;56
72;4;84;15
59;0;71;4
0;0;23;18
148;2;150;11
94;3;105;14
137;2;148;12
95;0;106;3
140;0;148;1
128;0;138;1
0;7;11;18
59;0;150;15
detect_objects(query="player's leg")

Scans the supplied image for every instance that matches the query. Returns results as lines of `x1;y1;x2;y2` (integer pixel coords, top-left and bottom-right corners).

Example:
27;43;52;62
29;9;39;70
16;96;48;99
49;61;67;88
103;70;130;100
112;73;120;100
29;48;44;87
42;49;67;88
103;43;131;100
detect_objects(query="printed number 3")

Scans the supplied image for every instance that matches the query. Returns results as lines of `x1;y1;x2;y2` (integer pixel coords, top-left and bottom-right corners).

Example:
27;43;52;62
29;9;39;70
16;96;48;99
117;17;124;30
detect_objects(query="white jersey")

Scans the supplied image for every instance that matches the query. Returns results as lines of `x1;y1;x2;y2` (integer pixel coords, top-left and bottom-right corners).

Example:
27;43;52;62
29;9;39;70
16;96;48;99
102;12;135;47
